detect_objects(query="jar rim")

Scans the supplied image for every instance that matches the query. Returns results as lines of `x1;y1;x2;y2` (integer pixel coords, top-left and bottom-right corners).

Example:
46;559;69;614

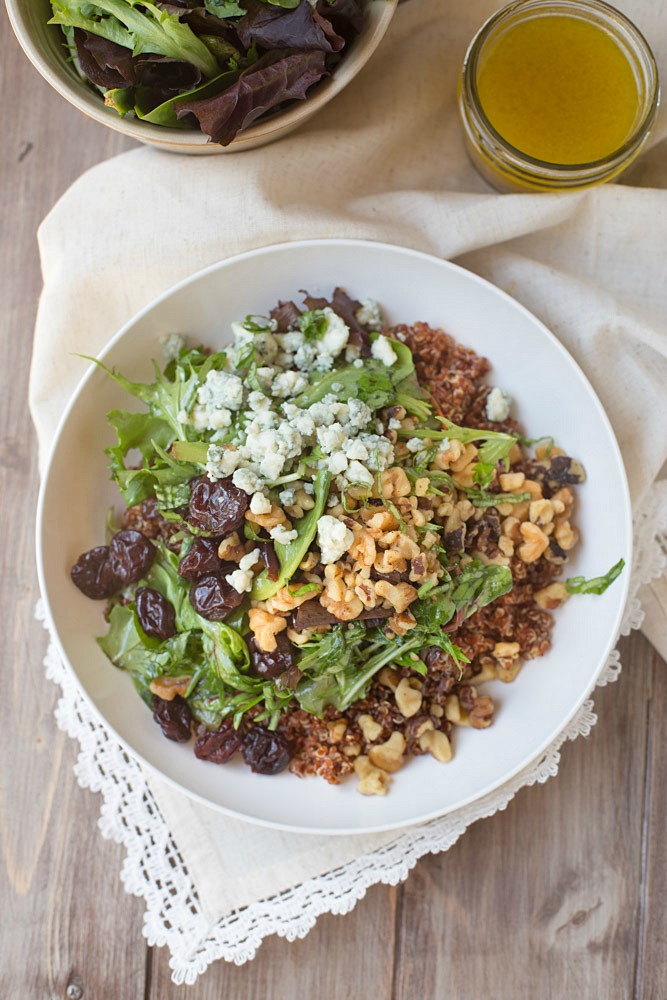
461;0;660;177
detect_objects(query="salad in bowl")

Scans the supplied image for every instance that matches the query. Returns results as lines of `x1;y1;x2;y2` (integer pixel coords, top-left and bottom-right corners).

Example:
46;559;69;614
69;285;623;796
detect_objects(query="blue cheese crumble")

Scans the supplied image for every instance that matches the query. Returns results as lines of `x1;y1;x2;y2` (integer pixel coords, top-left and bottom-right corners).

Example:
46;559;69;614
486;387;512;423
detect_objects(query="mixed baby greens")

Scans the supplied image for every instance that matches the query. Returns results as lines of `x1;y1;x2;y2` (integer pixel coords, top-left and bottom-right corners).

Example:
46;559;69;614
49;0;368;144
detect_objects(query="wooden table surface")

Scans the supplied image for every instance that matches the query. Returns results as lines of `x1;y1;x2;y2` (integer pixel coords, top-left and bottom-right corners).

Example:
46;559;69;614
3;11;666;999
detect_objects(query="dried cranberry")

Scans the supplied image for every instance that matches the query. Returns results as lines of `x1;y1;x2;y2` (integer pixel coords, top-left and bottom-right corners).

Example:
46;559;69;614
194;719;243;764
247;631;295;679
70;545;121;599
242;725;292;775
152;694;192;742
187;476;250;534
259;541;281;582
178;536;222;580
108;529;156;584
189;571;244;620
136;587;176;640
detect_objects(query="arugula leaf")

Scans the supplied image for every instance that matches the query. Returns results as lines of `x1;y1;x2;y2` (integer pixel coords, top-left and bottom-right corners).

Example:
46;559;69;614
295;360;394;409
293;336;432;422
386;339;432;421
98;603;204;706
403;467;530;510
106;408;175;465
298;309;328;341
49;0;220;77
252;469;331;599
403;417;519;488
566;558;625;595
154;481;192;510
294;559;511;717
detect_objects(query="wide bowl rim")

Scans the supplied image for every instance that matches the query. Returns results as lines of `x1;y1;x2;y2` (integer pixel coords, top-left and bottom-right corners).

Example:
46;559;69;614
35;237;633;835
5;0;398;152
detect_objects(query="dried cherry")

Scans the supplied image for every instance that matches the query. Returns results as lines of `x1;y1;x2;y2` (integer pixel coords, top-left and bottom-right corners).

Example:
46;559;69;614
259;541;281;582
194;720;243;764
242;725;292;775
70;545;120;599
108;529;156;584
189;570;244;620
178;537;222;581
247;631;295;679
136;587;176;640
152;694;192;742
187;476;249;534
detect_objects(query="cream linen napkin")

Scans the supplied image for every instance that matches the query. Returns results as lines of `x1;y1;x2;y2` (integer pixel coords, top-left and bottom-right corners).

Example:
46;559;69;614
30;0;667;949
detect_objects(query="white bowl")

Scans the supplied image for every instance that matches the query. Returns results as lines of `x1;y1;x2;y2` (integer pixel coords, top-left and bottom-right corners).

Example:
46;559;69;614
37;239;632;833
6;0;397;153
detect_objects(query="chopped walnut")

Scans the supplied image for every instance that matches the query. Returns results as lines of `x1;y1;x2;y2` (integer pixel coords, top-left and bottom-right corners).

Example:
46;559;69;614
149;675;191;701
534;581;570;610
470;695;494;729
499;471;526;492
378;667;400;691
394;677;423;717
354;755;391;795
419;729;453;762
368;732;407;773
388;609;418;636
380;467;411;499
374;579;418;613
358;714;383;742
246;503;289;530
554;518;579;550
518;522;549;562
269;583;321;613
217;532;246;562
247;609;287;652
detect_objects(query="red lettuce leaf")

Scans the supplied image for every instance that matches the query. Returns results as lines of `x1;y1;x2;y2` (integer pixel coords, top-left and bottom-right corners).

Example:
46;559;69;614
74;29;139;88
301;287;371;355
176;48;326;144
74;28;202;100
237;0;344;53
316;0;365;41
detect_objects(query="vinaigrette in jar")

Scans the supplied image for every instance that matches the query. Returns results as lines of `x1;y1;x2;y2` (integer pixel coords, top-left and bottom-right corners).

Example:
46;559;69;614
458;0;659;191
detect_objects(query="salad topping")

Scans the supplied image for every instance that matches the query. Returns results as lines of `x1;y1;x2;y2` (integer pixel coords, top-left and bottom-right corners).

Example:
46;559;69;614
71;288;623;795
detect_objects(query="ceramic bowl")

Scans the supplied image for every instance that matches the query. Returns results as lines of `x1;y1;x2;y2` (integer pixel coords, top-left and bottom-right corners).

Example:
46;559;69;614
6;0;397;153
36;239;632;834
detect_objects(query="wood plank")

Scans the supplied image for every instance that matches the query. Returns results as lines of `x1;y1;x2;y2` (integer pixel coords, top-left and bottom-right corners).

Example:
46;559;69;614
634;638;667;1000
393;633;651;1000
0;15;145;1000
148;884;398;999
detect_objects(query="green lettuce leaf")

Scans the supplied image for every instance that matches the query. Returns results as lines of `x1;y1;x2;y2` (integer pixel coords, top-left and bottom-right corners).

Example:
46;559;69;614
49;0;220;77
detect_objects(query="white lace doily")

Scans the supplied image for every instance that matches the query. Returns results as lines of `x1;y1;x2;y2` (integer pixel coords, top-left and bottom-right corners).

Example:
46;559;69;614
40;482;667;985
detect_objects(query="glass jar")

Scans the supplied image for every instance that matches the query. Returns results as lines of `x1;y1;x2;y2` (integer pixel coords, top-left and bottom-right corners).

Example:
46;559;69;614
458;0;660;192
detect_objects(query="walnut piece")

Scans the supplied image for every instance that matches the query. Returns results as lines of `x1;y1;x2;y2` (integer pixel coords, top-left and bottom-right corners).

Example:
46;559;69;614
358;714;383;742
419;729;453;763
394;677;423;718
149;675;191;701
534;581;571;610
353;755;391;795
247;608;287;652
368;732;407;773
